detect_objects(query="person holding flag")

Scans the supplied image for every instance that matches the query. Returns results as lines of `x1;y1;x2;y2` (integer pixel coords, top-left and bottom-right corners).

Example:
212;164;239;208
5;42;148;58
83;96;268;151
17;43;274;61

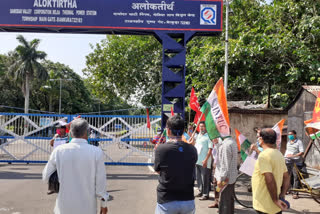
187;124;198;141
150;128;166;145
194;121;213;201
199;78;238;213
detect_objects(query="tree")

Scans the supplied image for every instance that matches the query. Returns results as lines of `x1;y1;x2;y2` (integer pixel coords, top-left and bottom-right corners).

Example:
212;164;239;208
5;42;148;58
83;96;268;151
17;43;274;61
31;61;93;114
187;0;320;107
84;0;319;109
84;35;162;108
8;35;48;113
0;54;25;112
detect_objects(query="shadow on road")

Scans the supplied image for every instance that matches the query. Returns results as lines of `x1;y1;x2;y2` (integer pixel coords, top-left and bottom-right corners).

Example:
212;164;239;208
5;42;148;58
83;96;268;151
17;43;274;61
107;173;158;180
0;171;42;179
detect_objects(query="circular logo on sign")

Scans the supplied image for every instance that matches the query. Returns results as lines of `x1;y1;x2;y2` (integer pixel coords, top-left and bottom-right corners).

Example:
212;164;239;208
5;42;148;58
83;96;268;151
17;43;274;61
201;7;216;24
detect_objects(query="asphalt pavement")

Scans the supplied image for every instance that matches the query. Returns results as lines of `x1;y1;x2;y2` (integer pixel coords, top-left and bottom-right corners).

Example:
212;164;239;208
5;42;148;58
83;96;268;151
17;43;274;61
0;164;319;214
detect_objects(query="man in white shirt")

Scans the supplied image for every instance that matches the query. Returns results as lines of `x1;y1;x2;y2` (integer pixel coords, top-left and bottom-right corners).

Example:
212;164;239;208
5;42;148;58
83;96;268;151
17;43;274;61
50;120;69;149
43;118;109;214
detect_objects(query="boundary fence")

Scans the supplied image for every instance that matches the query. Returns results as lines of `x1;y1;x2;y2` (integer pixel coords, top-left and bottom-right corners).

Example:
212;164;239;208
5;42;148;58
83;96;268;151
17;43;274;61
0;113;161;165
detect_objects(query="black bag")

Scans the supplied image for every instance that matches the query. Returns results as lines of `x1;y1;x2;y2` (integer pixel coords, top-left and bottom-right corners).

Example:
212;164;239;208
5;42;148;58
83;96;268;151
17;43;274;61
48;171;60;193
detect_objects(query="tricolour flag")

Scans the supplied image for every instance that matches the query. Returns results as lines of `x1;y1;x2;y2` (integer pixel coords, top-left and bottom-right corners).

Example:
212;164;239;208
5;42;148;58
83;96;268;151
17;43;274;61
304;93;320;139
304;119;313;125
309;130;320;140
235;129;252;161
272;119;285;149
200;78;230;140
312;92;320;123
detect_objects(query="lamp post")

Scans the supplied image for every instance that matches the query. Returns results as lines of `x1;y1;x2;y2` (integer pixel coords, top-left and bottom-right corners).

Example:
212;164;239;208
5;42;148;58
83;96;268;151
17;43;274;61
93;98;101;115
42;85;52;112
50;78;72;114
224;0;233;97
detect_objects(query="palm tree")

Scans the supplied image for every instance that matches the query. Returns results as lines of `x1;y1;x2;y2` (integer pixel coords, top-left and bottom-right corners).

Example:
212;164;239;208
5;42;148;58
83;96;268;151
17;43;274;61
8;35;48;113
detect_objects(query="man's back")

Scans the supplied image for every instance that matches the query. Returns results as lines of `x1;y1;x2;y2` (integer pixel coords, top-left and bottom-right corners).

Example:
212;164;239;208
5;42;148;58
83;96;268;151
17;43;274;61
252;148;287;213
154;141;197;204
44;138;106;214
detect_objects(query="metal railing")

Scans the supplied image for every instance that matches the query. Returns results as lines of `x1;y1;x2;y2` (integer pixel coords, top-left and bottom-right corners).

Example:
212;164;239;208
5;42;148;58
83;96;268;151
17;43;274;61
0;113;161;165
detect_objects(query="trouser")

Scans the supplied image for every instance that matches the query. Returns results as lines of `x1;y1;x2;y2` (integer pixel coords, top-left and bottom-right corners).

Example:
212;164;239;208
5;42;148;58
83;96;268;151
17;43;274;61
219;183;235;214
286;160;305;193
196;164;211;196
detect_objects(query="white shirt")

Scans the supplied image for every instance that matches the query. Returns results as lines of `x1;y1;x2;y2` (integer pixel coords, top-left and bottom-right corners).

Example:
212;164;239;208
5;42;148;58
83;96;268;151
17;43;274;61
53;134;69;149
285;138;304;162
42;138;109;214
214;137;238;184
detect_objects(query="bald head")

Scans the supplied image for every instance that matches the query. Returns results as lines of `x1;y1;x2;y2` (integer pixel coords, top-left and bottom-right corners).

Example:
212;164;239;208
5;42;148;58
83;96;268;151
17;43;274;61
260;128;277;145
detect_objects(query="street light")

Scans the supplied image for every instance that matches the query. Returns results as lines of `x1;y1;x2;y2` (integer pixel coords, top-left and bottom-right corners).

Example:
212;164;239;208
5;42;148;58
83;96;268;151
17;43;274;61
224;0;233;97
42;85;53;112
93;98;101;115
49;78;73;114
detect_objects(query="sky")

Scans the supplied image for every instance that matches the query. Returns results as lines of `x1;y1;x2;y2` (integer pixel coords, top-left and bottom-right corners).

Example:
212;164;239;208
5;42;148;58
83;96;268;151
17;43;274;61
0;32;105;77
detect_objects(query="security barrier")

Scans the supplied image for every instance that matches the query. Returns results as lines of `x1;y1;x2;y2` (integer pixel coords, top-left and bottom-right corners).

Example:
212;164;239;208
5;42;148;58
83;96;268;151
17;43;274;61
0;113;161;165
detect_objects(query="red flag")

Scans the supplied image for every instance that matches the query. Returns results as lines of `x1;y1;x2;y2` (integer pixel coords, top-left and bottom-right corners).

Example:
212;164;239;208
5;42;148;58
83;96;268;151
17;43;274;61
146;108;150;129
194;111;205;125
189;87;205;131
190;87;200;112
171;107;174;116
312;92;320;123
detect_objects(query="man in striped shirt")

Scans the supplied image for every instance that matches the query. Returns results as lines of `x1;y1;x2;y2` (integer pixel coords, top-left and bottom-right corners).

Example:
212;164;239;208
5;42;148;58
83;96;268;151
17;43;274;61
214;135;238;214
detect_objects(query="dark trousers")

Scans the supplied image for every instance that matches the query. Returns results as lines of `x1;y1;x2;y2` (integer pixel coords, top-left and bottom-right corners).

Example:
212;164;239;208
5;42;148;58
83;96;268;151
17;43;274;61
196;164;211;196
286;160;305;193
256;210;282;214
219;183;235;214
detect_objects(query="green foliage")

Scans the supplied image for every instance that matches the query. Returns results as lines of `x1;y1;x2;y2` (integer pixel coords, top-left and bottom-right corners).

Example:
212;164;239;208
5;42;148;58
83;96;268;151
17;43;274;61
186;0;320;108
84;35;162;109
0;54;25;111
8;35;48;95
84;0;319;109
29;61;93;114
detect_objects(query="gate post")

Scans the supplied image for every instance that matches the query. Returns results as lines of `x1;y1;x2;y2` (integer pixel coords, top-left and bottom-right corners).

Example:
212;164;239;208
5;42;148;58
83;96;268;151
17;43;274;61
155;31;195;130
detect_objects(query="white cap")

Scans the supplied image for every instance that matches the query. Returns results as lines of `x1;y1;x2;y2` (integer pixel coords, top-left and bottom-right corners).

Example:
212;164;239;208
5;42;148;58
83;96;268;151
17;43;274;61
56;120;68;128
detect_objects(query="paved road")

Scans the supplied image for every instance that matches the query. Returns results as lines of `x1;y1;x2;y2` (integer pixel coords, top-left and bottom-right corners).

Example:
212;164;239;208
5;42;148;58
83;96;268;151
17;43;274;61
0;164;319;214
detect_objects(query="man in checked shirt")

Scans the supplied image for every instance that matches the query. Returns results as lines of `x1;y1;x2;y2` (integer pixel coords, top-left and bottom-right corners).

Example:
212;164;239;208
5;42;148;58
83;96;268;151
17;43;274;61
213;134;238;214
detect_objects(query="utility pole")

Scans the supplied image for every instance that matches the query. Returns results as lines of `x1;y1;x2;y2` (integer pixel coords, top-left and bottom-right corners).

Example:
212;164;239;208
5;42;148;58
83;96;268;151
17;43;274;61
50;78;72;114
224;0;233;97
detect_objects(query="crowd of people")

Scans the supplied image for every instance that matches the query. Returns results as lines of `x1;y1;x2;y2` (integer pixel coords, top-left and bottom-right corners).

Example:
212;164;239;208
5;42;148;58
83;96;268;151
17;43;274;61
43;116;306;214
154;116;305;214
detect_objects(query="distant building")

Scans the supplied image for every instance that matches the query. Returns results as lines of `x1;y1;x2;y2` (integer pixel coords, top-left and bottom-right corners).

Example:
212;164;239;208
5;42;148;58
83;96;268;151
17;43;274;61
286;86;320;169
228;101;288;154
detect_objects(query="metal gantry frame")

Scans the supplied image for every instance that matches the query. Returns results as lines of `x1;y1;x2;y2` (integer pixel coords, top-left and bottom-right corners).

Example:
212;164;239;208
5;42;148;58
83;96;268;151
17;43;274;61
155;31;195;129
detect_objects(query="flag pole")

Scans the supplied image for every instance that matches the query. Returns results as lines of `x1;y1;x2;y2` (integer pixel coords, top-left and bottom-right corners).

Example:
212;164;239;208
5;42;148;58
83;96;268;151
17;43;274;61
189;112;204;144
